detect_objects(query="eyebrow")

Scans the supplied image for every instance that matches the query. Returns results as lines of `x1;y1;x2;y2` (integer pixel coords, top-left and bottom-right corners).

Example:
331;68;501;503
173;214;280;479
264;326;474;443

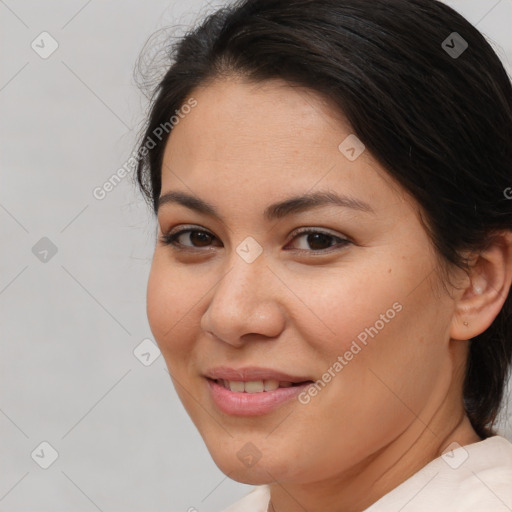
157;190;375;221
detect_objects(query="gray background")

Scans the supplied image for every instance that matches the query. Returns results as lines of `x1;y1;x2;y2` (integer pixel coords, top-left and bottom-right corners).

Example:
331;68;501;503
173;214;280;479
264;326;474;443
1;1;511;511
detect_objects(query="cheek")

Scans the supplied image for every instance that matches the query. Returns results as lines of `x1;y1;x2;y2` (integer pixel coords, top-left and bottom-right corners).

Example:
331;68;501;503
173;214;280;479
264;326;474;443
146;253;199;359
300;242;445;366
290;259;449;421
289;263;404;357
146;257;170;342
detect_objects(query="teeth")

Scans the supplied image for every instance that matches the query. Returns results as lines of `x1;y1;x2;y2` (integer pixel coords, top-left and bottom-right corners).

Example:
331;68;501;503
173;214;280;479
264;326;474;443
264;379;279;391
228;380;245;392
219;379;295;392
244;381;264;393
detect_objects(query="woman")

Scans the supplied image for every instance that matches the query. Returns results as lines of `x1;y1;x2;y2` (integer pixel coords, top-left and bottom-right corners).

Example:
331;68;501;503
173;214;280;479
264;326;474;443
135;0;512;510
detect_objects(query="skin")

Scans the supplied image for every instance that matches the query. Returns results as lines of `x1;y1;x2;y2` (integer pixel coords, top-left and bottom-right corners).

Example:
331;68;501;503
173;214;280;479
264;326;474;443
146;76;512;512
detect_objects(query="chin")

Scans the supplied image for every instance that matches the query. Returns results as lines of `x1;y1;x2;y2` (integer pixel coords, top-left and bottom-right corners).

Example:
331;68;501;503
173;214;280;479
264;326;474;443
214;460;278;485
207;444;298;485
224;470;274;486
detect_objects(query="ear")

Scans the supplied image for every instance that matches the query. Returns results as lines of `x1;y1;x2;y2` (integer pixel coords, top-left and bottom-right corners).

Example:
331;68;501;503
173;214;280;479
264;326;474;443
451;230;512;340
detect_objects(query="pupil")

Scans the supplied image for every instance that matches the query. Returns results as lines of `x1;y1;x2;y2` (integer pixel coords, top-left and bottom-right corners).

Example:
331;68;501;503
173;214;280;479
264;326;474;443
191;231;211;246
308;233;331;250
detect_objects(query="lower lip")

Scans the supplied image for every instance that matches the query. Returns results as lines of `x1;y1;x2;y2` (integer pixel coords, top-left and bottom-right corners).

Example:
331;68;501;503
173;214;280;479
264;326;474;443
206;378;312;416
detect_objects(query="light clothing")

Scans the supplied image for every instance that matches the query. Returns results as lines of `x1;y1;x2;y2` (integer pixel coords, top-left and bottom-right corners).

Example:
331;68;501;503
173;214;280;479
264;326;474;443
221;435;512;511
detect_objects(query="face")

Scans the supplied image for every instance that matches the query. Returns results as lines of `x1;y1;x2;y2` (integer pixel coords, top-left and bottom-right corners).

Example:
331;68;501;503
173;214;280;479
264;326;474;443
146;77;460;484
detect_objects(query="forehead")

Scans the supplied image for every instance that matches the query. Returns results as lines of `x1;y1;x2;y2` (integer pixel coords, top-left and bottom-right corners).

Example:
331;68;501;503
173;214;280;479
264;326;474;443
164;77;349;164
160;77;410;215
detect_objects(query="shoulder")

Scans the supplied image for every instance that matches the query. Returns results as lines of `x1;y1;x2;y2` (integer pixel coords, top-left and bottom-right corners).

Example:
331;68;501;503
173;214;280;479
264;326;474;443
365;436;512;511
220;485;270;512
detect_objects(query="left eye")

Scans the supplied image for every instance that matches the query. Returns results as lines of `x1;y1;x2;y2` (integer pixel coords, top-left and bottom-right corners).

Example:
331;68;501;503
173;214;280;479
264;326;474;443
159;227;351;253
290;229;350;251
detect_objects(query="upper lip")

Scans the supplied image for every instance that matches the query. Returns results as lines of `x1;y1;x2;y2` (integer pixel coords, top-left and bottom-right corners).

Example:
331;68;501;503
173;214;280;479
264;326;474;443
204;366;313;383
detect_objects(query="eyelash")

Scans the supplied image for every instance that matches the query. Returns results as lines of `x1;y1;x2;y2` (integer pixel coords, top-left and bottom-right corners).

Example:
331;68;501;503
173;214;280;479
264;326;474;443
159;225;352;254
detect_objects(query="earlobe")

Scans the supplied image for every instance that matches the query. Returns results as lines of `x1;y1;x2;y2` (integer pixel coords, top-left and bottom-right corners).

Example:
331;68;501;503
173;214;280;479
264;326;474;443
450;231;512;341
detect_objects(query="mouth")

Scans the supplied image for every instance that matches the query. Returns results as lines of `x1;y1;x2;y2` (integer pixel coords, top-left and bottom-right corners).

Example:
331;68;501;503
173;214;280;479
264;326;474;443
205;376;315;416
208;378;314;393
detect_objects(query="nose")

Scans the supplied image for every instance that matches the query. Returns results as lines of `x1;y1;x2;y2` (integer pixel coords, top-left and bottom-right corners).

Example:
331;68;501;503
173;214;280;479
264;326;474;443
200;252;286;348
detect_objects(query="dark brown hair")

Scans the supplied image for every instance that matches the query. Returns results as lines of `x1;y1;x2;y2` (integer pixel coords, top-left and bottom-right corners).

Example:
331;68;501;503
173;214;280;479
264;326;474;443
135;0;512;438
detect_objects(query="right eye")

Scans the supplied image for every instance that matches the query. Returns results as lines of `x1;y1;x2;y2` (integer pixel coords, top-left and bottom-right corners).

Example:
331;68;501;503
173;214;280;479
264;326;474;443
159;227;220;250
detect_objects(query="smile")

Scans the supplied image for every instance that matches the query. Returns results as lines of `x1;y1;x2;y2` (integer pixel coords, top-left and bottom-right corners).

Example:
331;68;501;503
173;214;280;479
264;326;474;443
206;377;314;416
